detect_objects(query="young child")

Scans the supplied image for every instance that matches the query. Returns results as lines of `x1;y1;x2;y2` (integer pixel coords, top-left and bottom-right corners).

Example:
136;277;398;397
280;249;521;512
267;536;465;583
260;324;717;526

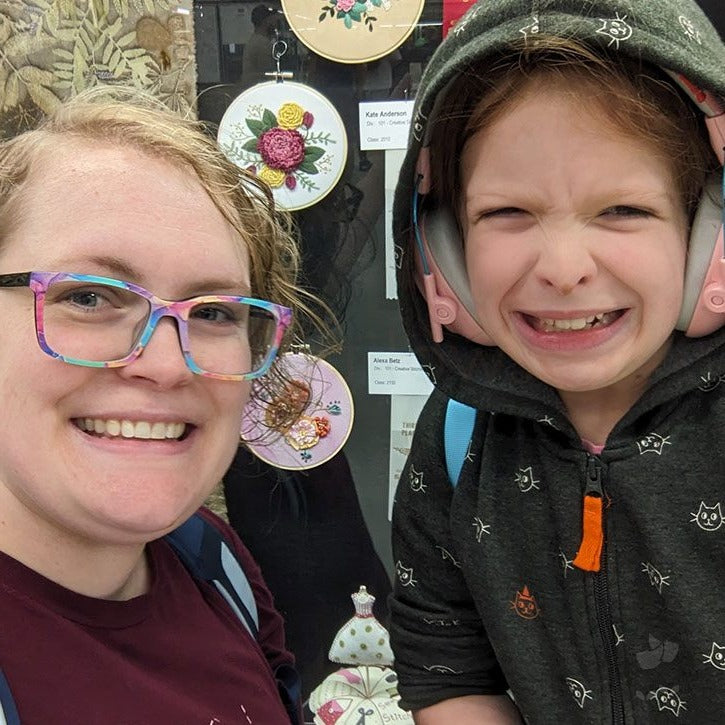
390;1;725;722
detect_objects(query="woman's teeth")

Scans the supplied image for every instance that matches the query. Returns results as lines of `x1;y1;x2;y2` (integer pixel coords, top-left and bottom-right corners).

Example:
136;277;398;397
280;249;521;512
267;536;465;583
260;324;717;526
536;311;619;332
75;418;186;440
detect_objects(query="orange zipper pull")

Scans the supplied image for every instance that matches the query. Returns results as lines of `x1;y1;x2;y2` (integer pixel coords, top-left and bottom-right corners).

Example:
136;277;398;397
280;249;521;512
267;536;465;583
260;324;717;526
573;458;604;572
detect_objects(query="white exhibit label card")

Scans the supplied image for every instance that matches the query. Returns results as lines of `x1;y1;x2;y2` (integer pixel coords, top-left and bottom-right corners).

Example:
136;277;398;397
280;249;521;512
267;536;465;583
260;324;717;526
358;100;414;150
368;352;434;396
388;394;429;519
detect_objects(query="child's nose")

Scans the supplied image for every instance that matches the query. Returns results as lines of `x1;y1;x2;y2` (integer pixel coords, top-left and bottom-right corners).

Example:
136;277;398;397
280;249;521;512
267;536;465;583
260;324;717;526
533;229;597;295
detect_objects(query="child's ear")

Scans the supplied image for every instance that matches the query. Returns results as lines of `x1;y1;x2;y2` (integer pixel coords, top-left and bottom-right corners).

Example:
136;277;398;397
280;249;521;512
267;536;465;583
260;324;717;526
679;174;725;336
413;206;495;345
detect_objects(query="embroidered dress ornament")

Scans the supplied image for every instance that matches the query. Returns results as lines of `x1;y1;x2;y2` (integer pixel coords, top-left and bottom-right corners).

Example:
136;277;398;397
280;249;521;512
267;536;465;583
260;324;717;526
309;586;413;724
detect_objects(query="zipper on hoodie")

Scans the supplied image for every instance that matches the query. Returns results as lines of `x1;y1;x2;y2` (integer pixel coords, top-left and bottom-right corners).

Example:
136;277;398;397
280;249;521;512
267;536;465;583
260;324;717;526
580;455;625;725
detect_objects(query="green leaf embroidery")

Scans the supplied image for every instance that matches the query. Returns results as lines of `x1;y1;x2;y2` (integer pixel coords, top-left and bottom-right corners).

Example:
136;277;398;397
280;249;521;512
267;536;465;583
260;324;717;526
297;160;319;174
303;146;325;163
246;118;265;136
262;108;277;130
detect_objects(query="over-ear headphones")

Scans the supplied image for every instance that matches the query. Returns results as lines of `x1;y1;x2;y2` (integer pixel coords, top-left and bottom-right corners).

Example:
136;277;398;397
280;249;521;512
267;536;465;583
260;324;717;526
412;77;725;343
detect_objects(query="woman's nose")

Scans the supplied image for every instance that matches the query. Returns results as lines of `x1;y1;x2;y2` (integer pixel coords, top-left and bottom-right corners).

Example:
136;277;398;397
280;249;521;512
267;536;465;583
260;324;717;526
117;317;194;388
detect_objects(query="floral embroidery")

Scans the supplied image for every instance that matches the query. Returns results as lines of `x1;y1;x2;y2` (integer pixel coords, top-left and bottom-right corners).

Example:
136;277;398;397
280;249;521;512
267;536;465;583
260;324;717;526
319;0;392;32
258;127;305;173
314;416;331;437
285;416;322;450
221;101;336;192
261;378;333;457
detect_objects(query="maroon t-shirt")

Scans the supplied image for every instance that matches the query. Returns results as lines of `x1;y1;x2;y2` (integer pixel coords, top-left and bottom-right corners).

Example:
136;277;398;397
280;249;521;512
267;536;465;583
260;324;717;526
0;509;293;724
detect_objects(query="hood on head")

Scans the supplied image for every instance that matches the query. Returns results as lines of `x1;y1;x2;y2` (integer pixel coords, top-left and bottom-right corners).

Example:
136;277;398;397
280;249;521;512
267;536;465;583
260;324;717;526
393;0;725;411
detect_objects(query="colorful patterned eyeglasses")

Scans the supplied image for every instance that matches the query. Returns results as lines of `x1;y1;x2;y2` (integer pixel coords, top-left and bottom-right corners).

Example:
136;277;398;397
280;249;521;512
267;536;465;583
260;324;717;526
0;271;292;381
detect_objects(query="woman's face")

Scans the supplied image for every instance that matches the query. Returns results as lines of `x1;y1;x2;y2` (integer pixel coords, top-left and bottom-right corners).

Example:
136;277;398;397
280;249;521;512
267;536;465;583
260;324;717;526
0;142;251;547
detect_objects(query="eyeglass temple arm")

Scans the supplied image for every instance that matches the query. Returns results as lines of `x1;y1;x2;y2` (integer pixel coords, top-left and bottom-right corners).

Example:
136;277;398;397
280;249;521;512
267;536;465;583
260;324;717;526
0;273;31;288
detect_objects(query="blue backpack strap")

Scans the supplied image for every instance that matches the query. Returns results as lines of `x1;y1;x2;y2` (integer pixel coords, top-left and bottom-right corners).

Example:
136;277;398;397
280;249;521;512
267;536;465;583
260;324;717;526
165;513;302;725
444;398;477;487
0;668;20;725
165;512;259;637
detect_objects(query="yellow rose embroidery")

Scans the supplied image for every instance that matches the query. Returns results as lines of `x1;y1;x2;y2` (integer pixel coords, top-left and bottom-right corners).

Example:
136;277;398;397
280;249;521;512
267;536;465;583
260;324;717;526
258;166;286;188
277;102;305;130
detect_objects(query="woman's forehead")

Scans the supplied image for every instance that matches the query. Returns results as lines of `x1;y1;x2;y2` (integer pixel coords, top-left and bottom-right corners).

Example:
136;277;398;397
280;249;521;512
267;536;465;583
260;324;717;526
1;142;251;291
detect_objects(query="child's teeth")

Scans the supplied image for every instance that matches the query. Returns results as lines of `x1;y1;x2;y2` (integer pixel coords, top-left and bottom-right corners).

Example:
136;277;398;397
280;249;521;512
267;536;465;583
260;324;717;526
538;312;614;331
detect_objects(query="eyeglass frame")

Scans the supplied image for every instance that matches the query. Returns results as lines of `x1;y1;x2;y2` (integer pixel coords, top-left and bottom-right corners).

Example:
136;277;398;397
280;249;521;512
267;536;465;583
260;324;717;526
0;271;293;381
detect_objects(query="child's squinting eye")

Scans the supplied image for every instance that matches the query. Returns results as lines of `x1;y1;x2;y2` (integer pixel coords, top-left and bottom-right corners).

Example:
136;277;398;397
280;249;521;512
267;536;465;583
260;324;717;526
479;207;527;218
601;205;651;218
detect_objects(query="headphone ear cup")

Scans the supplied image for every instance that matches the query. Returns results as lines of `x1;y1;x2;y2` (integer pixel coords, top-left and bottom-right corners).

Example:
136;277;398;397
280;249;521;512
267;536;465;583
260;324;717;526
680;176;725;337
413;207;494;345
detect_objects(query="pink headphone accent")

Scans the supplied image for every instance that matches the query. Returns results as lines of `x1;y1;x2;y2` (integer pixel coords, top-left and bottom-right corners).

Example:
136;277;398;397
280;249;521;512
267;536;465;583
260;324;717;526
686;227;725;337
414;226;494;345
413;147;493;345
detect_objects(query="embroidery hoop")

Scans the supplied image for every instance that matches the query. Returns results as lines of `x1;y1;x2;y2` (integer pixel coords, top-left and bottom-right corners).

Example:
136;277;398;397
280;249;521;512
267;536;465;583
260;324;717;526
217;80;348;211
281;0;424;63
241;352;354;470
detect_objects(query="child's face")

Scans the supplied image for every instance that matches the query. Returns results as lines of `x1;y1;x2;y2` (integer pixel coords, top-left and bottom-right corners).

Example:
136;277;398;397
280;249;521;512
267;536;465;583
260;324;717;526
460;87;689;396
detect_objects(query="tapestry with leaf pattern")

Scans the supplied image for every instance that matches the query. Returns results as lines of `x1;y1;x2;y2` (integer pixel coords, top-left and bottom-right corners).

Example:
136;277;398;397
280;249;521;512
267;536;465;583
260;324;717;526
0;0;196;139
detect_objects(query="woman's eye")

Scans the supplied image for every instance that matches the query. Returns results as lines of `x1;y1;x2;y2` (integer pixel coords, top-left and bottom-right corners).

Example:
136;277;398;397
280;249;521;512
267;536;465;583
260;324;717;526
192;305;238;324
69;291;100;307
64;288;113;309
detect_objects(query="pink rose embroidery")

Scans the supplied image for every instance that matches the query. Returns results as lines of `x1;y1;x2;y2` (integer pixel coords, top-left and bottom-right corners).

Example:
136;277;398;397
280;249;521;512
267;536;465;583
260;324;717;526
285;175;297;190
302;111;314;128
257;128;306;173
336;0;354;12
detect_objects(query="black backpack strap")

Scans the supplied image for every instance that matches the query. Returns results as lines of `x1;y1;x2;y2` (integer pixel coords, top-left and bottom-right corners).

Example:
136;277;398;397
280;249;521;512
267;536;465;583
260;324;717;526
165;512;302;725
0;668;20;725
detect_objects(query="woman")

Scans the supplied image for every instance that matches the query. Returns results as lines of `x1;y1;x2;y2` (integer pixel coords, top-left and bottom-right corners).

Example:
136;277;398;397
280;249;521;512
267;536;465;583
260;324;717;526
0;87;316;723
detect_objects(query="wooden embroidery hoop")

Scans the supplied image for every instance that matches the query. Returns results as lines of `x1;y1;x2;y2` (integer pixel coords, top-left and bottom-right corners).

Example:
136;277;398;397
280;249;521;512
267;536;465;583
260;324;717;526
241;352;354;470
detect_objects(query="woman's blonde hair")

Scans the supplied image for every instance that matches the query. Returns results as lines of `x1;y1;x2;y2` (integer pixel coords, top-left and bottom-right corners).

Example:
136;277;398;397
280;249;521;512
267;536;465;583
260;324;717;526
0;86;336;424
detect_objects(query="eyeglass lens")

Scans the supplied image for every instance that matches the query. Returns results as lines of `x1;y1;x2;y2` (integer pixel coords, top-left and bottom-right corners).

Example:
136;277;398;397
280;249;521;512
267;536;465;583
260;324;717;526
40;280;278;376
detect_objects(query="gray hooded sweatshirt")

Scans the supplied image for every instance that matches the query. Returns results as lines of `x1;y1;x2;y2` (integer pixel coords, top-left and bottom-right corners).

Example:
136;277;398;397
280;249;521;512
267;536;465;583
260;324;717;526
389;1;725;722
